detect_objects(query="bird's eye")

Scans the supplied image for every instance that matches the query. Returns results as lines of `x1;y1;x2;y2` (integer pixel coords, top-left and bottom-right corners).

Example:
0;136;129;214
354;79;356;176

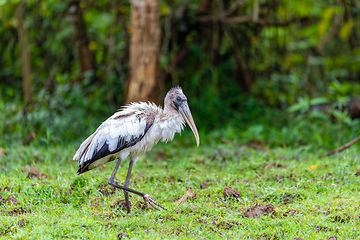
176;96;182;101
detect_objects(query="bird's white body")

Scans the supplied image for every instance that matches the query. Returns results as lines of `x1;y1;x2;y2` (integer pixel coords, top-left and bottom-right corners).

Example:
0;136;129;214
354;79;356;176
73;86;199;212
73;102;185;172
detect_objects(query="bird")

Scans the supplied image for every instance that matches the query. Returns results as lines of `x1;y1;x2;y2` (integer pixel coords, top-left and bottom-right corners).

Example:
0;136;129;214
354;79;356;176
73;86;200;213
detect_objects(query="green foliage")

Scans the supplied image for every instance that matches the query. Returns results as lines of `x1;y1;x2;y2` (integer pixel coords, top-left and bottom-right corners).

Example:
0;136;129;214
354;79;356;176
1;0;360;149
0;81;121;147
285;81;360;148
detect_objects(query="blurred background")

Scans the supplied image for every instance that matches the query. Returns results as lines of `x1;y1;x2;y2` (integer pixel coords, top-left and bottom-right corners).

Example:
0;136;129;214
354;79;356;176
1;0;360;149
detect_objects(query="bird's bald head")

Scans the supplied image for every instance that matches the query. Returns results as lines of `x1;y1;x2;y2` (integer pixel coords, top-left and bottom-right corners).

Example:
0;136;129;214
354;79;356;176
164;86;187;112
163;86;200;147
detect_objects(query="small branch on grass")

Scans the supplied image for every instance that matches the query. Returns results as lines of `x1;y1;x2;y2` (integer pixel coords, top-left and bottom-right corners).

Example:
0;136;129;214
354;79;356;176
319;135;360;158
221;138;270;153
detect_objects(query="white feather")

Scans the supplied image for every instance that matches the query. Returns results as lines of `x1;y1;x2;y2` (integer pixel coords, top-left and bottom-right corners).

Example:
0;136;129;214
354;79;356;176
73;101;187;170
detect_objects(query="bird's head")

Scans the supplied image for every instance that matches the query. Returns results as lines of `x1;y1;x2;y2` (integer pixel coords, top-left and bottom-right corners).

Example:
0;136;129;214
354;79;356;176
164;87;200;147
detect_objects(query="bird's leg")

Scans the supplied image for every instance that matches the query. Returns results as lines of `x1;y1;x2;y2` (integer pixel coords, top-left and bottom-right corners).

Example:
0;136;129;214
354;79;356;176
123;158;134;213
108;157;167;211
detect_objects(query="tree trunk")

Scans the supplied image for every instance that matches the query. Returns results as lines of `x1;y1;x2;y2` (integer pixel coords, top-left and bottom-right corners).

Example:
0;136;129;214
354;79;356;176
68;0;96;81
16;0;32;102
125;0;162;104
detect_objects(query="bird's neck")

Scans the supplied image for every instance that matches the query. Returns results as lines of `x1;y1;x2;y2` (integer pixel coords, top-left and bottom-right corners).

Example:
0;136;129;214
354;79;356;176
158;109;185;142
163;104;174;113
160;107;182;121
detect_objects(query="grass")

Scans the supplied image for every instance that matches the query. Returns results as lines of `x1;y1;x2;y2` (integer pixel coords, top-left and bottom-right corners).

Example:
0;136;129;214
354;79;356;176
1;141;360;239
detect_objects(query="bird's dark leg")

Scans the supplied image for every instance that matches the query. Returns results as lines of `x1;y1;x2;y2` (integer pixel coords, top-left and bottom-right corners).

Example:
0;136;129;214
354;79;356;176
108;157;167;212
123;158;134;213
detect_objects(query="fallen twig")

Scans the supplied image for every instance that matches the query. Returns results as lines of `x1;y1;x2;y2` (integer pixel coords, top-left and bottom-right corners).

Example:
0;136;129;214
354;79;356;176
221;138;270;153
319;135;360;158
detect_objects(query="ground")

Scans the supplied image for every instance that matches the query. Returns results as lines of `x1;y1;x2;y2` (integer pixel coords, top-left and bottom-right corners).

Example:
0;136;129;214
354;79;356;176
1;143;360;239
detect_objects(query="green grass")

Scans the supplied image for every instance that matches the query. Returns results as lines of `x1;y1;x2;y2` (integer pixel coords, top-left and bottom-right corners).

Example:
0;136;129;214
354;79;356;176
1;142;360;239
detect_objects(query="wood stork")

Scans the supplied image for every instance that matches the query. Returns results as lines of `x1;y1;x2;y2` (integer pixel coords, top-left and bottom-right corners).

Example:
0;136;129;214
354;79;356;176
73;87;200;213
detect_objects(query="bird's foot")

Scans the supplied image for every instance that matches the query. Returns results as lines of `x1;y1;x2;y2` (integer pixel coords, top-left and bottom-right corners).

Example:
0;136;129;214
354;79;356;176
143;194;167;211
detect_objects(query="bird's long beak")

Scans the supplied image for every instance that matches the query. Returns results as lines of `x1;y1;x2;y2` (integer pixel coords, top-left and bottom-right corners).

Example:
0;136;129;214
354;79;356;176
179;102;200;147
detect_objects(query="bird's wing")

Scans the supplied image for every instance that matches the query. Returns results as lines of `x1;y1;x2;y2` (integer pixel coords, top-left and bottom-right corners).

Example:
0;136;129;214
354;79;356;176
73;108;155;174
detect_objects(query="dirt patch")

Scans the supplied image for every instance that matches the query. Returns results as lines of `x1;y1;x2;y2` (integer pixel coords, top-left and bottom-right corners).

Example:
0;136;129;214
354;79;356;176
255;173;262;179
21;165;50;179
264;162;286;169
98;183;116;196
328;236;338;240
169;228;184;236
211;219;235;230
244;203;276;219
18;219;25;227
321;172;333;180
223;186;241;199
0;224;13;236
4;196;18;205
111;199;130;212
294;237;304;240
355;169;360;176
332;215;350;223
117;232;129;239
198;217;208;224
3;207;29;216
165;216;177;221
259;234;279;240
164;176;175;183
200;180;211;189
0;186;11;192
134;201;149;211
281;194;296;205
281;209;299;217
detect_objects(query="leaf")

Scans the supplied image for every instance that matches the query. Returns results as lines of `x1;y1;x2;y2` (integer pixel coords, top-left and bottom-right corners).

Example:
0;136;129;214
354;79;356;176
317;20;327;39
331;109;347;121
118;6;126;13
88;41;97;51
251;36;259;43
309;97;329;105
318;7;334;38
309;164;318;171
0;0;19;6
160;5;169;15
339;19;354;41
288;97;310;113
323;8;334;21
176;189;196;204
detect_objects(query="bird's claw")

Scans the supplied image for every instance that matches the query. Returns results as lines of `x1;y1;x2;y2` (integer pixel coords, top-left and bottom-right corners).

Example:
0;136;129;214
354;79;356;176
143;194;167;211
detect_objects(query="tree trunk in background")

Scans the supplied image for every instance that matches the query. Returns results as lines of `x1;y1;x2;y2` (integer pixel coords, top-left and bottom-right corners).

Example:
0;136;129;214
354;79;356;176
125;0;162;105
16;0;32;102
68;0;96;81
